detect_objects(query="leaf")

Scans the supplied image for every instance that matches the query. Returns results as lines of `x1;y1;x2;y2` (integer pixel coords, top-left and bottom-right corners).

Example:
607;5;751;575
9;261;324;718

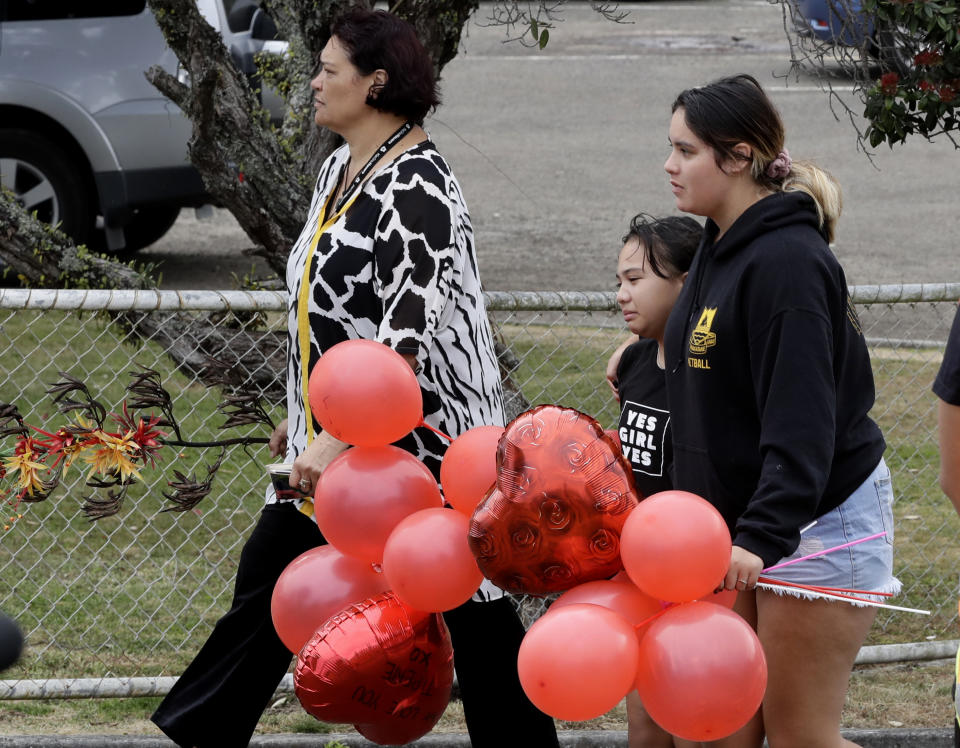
539;28;550;50
530;17;538;39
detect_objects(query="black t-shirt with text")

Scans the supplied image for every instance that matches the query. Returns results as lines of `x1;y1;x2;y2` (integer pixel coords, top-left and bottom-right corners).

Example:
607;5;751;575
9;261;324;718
616;338;673;499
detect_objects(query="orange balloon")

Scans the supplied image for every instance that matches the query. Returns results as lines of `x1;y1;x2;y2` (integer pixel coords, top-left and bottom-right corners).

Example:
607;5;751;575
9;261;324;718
550;579;663;637
314;445;443;564
382;508;484;612
604;428;621;449
635;602;766;742
620;490;731;603
307;339;422;446
440;425;504;515
518;603;640;721
271;545;390;654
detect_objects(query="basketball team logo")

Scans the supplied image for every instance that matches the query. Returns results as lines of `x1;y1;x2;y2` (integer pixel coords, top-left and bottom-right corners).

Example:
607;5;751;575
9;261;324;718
689;307;718;355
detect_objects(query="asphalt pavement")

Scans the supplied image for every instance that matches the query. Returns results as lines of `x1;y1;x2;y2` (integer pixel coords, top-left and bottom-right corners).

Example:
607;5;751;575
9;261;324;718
142;0;960;293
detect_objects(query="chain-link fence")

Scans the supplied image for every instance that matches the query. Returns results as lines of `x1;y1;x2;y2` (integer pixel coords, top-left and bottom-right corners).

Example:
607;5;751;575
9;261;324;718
0;284;958;698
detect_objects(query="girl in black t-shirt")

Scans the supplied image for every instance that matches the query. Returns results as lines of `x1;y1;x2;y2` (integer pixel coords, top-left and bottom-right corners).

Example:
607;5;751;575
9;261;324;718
609;213;700;747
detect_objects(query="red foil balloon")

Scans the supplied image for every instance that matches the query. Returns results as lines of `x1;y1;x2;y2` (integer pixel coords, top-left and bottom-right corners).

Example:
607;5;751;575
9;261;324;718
294;591;454;745
468;405;639;595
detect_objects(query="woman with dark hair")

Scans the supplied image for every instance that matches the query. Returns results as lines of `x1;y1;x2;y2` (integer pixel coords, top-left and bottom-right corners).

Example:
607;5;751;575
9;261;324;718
610;213;701;748
660;74;898;746
151;8;559;747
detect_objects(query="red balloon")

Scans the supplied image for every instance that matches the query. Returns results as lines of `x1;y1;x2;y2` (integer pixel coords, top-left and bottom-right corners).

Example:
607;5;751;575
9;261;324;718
314;446;443;564
635;602;767;742
620;490;731;603
440;425;504;515
307;339;423;446
294;591;454;744
518;603;639;721
550;579;663;637
382;508;483;612
271;545;390;654
468;405;639;595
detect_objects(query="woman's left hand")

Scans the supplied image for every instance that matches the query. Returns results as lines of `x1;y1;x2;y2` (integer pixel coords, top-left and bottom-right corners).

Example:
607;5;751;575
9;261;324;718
289;431;349;497
723;546;764;591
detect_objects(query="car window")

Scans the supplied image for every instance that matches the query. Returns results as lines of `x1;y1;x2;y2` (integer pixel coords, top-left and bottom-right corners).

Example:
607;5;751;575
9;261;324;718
4;0;147;21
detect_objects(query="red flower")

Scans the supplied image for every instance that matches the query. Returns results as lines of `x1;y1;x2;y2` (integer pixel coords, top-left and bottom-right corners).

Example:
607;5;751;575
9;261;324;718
939;85;956;103
880;72;899;96
914;49;943;66
919;79;935;92
128;415;166;468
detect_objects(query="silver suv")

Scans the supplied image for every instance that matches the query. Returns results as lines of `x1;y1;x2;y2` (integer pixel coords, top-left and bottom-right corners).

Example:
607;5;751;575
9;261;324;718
0;0;281;252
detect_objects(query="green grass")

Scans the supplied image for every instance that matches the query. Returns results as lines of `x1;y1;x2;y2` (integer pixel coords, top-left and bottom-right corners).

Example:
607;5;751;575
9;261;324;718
0;305;957;715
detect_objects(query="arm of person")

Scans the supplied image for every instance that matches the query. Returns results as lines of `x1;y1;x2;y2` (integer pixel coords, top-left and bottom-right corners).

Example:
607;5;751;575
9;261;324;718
734;306;838;565
373;165;457;367
721;306;838;588
935;302;960;516
938;397;960;516
606;334;638;400
268;418;288;459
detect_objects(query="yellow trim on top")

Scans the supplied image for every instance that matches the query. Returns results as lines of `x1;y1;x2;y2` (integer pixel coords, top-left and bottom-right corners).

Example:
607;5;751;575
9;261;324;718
297;188;362;446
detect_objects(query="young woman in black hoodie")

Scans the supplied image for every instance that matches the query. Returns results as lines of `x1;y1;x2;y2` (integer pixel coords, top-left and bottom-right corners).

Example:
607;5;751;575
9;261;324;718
660;74;898;747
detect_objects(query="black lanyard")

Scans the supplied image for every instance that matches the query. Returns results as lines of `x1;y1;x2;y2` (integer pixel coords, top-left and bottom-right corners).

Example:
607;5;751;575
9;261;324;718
334;121;412;213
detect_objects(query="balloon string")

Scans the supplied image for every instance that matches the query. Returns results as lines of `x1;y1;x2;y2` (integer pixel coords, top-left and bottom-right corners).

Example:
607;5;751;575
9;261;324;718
778;580;894;597
633;603;675;632
757;576;884;605
755;581;929;615
418;420;452;442
762;531;886;573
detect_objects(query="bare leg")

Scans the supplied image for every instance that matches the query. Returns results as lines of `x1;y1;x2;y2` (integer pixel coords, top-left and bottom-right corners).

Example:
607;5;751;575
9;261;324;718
756;591;876;748
706;590;765;748
627;689;699;748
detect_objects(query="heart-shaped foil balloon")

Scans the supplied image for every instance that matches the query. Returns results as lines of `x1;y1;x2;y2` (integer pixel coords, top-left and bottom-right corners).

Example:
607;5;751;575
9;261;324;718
294;591;454;745
468;404;639;595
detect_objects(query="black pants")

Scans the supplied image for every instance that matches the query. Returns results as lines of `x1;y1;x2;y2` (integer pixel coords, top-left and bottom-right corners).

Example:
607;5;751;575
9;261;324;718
151;502;558;747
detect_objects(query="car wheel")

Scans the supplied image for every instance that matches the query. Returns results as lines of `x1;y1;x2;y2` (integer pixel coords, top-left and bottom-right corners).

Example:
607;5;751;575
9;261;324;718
0;129;93;246
120;205;182;252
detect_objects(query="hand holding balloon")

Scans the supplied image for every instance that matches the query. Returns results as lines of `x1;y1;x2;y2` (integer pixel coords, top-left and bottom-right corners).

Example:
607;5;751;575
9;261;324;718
289;430;349;498
724;545;763;591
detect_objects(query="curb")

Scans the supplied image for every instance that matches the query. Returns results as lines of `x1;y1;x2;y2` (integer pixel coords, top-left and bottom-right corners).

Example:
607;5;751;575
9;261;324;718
0;729;953;747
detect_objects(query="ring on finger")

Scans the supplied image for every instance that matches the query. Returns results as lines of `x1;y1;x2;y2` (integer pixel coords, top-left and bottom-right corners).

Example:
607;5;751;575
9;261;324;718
298;477;312;491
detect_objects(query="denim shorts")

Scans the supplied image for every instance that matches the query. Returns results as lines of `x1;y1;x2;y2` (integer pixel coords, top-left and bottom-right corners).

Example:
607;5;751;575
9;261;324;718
763;458;901;604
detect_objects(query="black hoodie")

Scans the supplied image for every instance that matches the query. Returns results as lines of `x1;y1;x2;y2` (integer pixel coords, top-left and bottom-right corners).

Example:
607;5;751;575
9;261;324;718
663;191;885;568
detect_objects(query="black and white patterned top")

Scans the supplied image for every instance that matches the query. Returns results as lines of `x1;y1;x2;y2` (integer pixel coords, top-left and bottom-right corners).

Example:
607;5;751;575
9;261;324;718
266;140;505;514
